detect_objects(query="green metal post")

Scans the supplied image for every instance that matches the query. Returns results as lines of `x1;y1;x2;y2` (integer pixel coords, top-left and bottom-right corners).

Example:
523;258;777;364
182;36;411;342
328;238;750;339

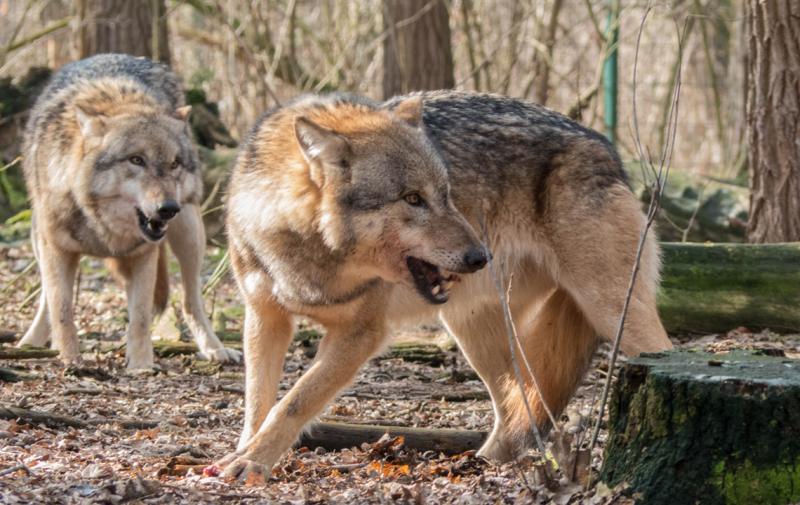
603;0;620;144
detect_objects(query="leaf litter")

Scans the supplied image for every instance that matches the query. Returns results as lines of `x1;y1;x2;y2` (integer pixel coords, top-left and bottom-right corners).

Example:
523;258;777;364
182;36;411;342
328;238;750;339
1;244;797;503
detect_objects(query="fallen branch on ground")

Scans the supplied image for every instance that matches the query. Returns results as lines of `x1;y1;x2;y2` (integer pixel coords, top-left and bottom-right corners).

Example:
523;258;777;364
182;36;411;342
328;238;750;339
0;404;486;455
298;422;487;455
0;346;59;360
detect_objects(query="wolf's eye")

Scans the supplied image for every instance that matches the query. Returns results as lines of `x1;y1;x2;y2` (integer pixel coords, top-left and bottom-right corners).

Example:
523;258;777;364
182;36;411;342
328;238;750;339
170;159;180;170
404;193;425;207
129;156;145;166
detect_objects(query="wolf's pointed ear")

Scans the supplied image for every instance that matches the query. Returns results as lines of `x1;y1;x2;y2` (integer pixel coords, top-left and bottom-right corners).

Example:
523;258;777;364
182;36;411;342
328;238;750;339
392;97;423;127
74;104;107;138
174;105;192;121
295;116;351;185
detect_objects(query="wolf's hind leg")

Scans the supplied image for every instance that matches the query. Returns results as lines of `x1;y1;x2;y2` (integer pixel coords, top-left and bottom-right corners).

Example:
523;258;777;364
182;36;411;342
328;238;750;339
167;205;242;363
19;233;50;347
496;288;597;451
551;188;672;355
237;295;293;450
19;290;50;347
441;276;596;461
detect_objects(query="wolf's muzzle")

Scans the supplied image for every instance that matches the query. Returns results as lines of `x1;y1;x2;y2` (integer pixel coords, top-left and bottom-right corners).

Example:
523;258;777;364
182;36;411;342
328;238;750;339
463;246;488;273
157;199;181;221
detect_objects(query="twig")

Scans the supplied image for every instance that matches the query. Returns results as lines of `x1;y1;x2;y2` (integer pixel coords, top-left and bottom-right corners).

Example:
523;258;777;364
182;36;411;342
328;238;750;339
0;157;21;173
2;259;36;294
480;217;547;457
6;16;71;54
0;464;30;478
587;2;686;460
682;183;707;242
202;250;230;296
504;276;559;430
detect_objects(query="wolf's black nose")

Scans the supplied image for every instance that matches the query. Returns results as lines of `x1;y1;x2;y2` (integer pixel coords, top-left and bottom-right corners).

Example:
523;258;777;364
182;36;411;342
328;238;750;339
464;247;488;272
157;200;181;221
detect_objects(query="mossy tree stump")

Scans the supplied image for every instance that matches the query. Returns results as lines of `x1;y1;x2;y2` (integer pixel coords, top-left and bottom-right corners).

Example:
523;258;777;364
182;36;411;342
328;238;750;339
601;350;800;505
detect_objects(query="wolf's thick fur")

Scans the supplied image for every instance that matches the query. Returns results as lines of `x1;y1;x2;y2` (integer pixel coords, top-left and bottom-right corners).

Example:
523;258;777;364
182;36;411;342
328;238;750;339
18;54;240;368
217;91;672;478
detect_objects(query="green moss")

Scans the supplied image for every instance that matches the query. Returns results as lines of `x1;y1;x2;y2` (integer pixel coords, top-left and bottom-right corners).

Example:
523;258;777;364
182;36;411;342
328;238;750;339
711;457;800;505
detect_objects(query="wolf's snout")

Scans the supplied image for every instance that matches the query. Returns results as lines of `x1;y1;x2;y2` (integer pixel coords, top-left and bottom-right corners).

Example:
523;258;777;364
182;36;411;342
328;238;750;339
463;247;488;272
157;200;181;221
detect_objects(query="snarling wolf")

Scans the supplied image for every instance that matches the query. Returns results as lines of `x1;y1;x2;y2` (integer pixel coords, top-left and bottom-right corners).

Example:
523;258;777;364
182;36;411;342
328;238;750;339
18;54;241;368
215;91;672;478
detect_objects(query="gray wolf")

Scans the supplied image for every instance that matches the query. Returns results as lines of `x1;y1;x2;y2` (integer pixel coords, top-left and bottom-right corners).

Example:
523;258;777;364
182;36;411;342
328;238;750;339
17;53;241;368
215;91;672;479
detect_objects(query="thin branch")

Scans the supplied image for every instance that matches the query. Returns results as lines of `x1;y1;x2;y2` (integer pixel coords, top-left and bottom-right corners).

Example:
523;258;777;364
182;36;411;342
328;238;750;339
587;2;686;459
480;217;547;457
504;276;559;430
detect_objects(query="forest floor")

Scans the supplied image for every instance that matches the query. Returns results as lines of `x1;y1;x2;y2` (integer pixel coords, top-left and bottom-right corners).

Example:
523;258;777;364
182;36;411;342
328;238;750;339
1;243;798;504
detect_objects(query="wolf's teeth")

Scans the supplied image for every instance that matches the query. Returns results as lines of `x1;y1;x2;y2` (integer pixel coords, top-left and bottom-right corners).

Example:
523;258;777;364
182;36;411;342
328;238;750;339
442;280;453;291
431;285;441;295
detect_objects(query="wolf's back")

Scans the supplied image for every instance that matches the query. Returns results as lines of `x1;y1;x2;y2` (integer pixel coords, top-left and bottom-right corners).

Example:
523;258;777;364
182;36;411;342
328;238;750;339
36;53;183;110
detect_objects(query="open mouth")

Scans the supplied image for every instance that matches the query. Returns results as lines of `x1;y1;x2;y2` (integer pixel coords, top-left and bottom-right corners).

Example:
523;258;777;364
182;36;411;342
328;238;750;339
136;207;167;241
406;257;460;304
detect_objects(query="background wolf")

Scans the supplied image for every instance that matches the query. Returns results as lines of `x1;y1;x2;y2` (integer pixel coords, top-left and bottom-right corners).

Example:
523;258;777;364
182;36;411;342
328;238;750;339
17;54;240;368
217;91;672;479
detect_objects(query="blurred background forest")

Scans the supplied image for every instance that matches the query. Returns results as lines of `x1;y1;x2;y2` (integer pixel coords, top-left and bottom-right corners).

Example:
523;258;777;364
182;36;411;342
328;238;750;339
0;0;776;244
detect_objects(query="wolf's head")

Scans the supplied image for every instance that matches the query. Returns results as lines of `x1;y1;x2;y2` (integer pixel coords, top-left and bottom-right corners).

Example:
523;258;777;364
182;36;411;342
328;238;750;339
295;97;487;304
70;92;201;242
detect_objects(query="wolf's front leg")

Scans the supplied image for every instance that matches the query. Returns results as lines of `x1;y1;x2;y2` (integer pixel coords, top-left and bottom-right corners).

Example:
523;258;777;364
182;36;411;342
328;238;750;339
124;249;159;369
37;239;80;363
167;205;242;363
237;296;293;450
215;312;387;481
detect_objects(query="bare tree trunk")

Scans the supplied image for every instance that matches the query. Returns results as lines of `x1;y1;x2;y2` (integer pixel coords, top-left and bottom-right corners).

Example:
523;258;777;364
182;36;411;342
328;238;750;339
746;0;800;243
531;0;564;105
382;0;454;99
76;0;170;63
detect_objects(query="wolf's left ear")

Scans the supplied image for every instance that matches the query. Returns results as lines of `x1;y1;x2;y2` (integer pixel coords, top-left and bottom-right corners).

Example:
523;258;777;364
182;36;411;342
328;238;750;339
392;97;423;128
174;105;192;121
74;104;107;138
295;116;351;185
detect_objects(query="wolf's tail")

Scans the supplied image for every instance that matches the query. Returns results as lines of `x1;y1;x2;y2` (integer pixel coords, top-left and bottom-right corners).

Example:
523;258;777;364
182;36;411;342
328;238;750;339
500;288;597;440
106;243;169;315
153;243;169;315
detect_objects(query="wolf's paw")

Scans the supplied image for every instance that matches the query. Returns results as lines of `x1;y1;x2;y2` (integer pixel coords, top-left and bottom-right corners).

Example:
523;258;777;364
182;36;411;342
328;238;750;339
200;347;243;364
213;452;269;485
125;355;156;370
17;333;48;348
59;353;83;367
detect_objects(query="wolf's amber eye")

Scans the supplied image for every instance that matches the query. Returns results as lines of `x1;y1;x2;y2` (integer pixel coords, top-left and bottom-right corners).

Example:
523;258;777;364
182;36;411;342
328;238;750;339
404;193;424;207
170;159;180;170
129;156;145;166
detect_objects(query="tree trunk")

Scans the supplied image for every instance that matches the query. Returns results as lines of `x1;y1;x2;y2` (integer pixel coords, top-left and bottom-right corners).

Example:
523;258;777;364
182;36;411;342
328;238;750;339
382;0;454;99
745;0;800;243
531;0;564;105
601;350;800;505
76;0;170;63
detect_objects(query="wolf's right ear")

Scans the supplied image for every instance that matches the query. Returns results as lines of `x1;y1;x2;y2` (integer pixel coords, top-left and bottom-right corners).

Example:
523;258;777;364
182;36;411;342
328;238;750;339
295;116;351;186
392;97;423;128
74;105;107;138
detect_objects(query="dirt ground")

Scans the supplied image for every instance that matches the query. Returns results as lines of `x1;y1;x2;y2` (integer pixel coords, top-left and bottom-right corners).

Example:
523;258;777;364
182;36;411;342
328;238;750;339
1;242;798;504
